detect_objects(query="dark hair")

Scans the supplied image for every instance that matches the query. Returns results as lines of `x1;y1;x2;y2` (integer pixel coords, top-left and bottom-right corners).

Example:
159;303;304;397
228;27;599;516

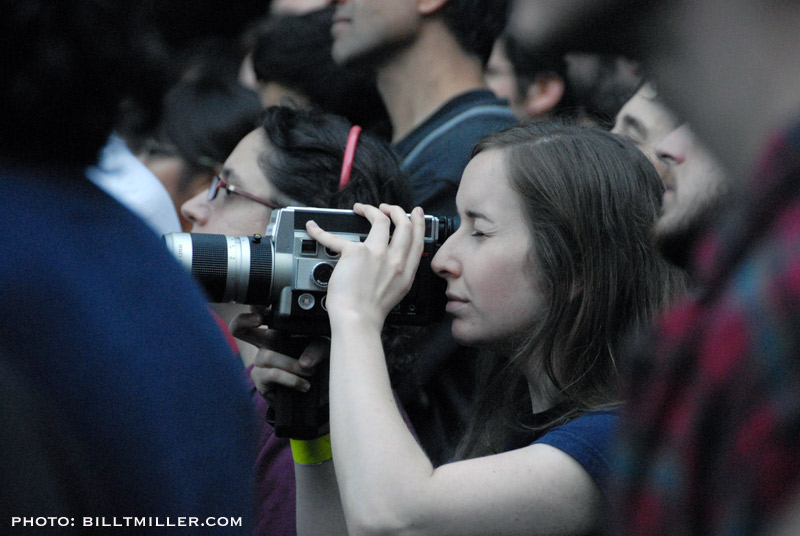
250;7;390;137
258;105;412;211
456;121;685;458
1;0;268;171
504;32;641;127
564;53;642;129
155;72;262;193
502;33;579;117
258;105;415;378
0;2;172;169
438;0;510;65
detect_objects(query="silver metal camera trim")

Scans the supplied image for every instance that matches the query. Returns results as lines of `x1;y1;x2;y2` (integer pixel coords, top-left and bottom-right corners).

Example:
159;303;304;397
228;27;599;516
224;235;251;304
163;232;193;272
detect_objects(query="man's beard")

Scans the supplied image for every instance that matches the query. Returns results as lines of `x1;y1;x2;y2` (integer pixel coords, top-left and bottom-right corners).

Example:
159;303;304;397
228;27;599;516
652;199;724;271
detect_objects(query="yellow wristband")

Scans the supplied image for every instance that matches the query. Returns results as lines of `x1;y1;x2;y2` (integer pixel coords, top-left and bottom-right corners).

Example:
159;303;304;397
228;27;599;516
290;434;332;465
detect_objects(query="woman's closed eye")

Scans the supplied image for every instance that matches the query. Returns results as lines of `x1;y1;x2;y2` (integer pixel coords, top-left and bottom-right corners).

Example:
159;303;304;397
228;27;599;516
470;227;492;239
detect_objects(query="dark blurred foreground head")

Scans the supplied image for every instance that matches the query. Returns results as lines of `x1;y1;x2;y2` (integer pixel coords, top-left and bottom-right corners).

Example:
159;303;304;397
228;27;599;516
1;0;265;170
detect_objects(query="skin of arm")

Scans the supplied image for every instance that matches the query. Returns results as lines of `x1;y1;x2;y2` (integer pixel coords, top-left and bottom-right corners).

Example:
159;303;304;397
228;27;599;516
230;317;349;536
302;204;604;536
295;458;348;535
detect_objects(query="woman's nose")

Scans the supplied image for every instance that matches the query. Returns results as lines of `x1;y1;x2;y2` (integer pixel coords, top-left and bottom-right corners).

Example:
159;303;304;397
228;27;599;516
431;236;460;279
180;192;210;228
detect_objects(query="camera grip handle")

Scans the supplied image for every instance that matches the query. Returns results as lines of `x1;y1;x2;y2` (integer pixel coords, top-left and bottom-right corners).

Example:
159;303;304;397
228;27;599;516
268;358;329;440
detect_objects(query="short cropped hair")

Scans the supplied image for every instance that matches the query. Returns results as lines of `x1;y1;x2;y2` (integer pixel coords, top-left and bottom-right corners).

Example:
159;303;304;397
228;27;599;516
2;0;265;170
156;73;262;193
251;7;389;135
438;0;510;65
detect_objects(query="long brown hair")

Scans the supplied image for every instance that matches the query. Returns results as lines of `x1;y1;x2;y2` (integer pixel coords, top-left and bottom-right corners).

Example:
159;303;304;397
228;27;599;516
456;121;685;459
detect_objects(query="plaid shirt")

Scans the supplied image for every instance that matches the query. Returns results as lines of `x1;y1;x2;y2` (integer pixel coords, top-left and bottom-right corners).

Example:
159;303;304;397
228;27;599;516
613;121;800;535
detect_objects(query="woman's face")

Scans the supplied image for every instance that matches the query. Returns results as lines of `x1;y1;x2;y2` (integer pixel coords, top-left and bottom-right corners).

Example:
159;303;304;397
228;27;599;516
431;149;545;348
181;129;285;236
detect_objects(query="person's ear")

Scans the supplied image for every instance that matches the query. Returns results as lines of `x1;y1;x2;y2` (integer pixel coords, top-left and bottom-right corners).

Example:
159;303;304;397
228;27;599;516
522;75;565;118
417;0;449;16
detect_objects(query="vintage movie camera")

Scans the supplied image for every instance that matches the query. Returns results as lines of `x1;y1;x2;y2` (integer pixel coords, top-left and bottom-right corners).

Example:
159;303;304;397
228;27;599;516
163;207;454;438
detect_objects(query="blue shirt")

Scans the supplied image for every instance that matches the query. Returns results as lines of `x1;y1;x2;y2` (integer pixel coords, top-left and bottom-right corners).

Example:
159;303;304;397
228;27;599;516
393;89;517;219
505;408;619;498
533;410;619;498
0;160;256;529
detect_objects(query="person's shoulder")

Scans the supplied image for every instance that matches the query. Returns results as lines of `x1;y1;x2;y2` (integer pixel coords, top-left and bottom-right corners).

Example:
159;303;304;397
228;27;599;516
539;409;619;441
532;410;620;466
533;410;620;496
394;89;517;169
429;89;517;131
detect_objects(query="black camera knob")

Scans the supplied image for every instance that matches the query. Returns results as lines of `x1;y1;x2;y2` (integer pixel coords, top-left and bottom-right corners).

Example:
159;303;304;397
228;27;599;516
311;262;334;288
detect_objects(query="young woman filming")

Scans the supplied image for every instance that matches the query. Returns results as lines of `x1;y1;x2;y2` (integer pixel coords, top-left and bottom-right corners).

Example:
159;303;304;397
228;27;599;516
181;104;412;536
249;122;683;535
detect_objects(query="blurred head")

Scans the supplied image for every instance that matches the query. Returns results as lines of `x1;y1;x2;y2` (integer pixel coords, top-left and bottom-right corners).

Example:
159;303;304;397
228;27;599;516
139;72;262;231
508;0;800;186
181;105;412;236
564;52;641;128
652;123;729;268
485;38;517;103
1;2;173;169
612;82;679;180
331;0;508;68
0;0;266;171
496;32;639;125
434;122;681;409
489;34;569;120
250;7;390;135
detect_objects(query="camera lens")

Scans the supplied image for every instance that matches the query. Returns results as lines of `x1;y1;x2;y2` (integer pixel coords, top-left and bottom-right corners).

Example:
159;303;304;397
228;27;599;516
162;233;273;304
311;262;334;288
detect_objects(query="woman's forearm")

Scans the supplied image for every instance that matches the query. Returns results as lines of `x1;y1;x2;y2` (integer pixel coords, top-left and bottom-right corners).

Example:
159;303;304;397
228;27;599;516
295;458;349;536
328;319;434;534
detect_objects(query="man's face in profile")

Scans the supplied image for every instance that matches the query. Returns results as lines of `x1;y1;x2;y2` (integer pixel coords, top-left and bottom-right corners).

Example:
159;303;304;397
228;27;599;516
651;124;729;266
612;84;679;181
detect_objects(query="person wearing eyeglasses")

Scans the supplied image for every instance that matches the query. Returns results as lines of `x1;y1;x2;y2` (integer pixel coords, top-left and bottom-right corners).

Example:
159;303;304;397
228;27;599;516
181;106;410;238
181;104;412;536
138;69;263;232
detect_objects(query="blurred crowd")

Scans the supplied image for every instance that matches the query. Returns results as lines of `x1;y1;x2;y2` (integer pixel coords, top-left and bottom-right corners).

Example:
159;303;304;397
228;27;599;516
2;1;799;535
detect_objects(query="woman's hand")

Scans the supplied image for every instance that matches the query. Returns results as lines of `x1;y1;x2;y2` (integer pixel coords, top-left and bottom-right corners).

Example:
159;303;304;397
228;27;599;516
305;203;426;333
229;310;329;401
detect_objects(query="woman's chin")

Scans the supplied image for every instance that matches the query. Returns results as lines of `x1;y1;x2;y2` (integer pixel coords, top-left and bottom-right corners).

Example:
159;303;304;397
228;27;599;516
450;324;489;349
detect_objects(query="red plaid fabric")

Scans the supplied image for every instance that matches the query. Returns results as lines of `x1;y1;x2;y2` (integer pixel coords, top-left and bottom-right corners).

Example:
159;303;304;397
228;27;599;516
613;122;800;535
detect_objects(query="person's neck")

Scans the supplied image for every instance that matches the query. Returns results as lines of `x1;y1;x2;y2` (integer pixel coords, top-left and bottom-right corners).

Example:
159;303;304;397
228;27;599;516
375;24;487;143
520;354;563;414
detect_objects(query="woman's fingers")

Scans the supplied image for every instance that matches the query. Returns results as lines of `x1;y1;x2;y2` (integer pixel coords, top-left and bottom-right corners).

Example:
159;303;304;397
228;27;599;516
355;203;392;249
382;204;425;271
250;338;330;397
229;312;283;348
305;219;349;253
304;203;425;326
253;347;314;376
406;206;426;273
251;363;311;395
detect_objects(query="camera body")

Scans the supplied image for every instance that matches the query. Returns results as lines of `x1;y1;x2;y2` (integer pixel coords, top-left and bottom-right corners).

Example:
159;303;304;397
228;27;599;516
164;207;454;438
164;207;454;335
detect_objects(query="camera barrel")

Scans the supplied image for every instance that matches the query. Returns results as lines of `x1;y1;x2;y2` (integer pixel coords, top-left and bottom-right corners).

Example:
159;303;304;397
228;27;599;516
162;233;273;305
